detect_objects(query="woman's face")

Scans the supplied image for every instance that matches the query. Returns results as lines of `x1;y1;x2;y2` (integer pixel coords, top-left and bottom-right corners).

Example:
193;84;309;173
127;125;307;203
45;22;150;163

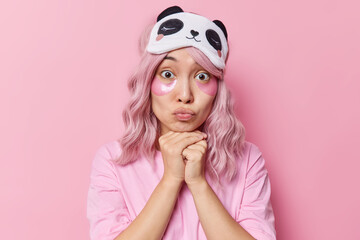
151;48;218;136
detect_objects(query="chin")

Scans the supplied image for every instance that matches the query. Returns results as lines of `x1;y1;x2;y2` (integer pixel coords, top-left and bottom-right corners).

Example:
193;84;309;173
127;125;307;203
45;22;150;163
172;123;201;132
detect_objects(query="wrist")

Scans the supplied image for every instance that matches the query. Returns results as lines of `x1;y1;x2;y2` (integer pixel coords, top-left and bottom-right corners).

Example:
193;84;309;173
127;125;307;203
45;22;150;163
161;175;184;189
186;177;208;193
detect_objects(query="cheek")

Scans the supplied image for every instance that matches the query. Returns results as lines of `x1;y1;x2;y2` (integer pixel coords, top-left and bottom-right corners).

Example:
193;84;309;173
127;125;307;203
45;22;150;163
196;76;218;96
151;76;177;96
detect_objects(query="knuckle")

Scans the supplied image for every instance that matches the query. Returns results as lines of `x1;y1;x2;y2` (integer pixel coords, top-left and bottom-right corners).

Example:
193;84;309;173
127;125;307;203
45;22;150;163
192;135;202;139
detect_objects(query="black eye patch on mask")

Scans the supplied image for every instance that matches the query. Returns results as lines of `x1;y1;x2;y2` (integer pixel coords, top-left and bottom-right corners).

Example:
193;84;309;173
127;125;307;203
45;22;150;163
157;19;184;36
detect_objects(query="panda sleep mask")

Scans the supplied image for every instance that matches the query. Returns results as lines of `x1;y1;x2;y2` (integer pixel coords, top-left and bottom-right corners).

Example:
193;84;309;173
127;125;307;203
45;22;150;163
146;6;229;70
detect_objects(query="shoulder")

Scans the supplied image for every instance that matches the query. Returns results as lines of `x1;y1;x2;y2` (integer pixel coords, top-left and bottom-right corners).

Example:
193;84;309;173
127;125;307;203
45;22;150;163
244;140;263;157
91;140;122;171
240;140;267;174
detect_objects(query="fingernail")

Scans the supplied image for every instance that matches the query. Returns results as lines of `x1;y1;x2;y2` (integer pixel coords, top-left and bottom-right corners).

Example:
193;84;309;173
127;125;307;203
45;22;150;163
202;133;207;138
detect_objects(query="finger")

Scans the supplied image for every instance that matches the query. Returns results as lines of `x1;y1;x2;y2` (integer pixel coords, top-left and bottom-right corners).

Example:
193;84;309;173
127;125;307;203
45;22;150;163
196;139;207;148
194;130;207;138
173;130;204;136
169;130;207;141
165;131;181;142
162;132;192;147
182;148;203;162
159;130;179;144
172;132;205;150
164;130;202;140
159;130;174;141
160;131;206;151
185;140;207;152
187;139;207;147
176;131;205;141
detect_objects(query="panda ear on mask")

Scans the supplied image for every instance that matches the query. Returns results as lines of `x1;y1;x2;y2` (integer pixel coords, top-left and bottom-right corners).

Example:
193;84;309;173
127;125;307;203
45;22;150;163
213;20;228;40
157;6;184;22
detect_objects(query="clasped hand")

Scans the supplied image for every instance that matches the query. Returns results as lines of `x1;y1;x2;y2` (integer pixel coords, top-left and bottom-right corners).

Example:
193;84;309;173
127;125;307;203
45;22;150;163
158;130;207;186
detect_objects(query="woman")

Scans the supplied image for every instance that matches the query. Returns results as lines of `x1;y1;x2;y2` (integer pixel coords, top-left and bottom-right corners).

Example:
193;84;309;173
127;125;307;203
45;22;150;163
87;5;276;240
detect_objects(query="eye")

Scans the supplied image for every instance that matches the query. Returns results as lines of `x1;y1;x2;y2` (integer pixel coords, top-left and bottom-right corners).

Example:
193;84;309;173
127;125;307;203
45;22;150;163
160;70;175;79
195;72;210;81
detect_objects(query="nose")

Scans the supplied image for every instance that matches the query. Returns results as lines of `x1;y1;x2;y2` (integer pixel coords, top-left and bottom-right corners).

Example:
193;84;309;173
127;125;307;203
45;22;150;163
176;77;194;104
190;30;199;37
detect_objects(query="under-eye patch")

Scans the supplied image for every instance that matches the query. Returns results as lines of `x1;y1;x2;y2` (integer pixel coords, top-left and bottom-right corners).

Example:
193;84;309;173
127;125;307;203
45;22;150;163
151;76;177;96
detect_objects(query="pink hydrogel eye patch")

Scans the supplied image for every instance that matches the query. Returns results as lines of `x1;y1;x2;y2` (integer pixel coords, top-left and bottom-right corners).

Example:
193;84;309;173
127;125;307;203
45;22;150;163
151;76;177;96
196;76;218;96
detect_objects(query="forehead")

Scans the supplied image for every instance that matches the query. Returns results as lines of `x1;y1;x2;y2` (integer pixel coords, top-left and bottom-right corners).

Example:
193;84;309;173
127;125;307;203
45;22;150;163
160;49;201;67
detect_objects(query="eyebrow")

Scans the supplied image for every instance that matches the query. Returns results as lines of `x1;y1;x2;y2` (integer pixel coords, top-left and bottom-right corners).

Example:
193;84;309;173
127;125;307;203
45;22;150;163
164;56;177;62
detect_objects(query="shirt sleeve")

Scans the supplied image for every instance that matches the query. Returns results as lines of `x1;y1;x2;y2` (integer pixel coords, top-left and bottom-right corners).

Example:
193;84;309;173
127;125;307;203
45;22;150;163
86;143;132;240
236;144;277;240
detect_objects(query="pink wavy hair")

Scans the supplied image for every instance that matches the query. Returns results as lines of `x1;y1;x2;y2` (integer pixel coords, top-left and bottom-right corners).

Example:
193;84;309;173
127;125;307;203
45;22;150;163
113;22;246;188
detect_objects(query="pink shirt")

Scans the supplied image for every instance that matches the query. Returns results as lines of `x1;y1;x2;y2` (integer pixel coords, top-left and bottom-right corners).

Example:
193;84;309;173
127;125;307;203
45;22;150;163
86;140;276;240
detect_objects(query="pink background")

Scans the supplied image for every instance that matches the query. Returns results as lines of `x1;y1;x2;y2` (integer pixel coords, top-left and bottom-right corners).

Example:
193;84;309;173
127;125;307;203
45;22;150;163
1;1;359;239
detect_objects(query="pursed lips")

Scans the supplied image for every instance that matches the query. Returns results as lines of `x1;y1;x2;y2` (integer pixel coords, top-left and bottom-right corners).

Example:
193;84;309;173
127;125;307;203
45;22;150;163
173;107;195;115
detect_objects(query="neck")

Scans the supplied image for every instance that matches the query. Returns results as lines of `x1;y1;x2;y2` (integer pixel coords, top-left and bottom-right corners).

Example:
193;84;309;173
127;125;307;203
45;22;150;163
155;140;160;151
